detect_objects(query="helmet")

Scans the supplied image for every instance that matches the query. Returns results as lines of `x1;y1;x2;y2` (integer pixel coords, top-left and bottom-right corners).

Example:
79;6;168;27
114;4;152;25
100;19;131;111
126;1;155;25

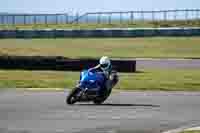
99;56;111;71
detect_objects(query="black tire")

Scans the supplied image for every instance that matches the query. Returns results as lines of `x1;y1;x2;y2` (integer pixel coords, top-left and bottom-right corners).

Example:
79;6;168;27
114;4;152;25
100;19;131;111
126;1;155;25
93;88;112;105
93;99;104;105
66;87;80;105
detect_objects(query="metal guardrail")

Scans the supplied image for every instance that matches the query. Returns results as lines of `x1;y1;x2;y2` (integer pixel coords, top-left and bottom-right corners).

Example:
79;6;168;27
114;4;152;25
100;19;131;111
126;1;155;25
0;9;200;25
0;28;200;38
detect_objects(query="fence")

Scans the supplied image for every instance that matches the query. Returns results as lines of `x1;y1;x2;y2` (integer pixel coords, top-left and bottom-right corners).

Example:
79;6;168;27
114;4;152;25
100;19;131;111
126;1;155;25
0;9;200;26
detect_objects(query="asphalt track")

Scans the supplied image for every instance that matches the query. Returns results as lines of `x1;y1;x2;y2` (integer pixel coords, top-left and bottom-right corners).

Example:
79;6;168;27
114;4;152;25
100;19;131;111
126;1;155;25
137;59;200;69
1;90;200;133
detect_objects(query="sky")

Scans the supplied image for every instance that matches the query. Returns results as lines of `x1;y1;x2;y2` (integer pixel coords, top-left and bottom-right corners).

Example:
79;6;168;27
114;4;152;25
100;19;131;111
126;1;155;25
1;0;200;14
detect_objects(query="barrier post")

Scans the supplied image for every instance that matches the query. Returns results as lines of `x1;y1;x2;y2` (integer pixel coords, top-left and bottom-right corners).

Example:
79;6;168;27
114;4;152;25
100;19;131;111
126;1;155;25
65;13;68;24
164;11;167;21
97;13;101;24
120;12;122;24
130;11;134;24
108;13;112;24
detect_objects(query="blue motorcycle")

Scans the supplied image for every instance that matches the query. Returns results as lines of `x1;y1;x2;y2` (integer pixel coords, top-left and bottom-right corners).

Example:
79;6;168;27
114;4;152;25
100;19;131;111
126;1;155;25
66;70;112;105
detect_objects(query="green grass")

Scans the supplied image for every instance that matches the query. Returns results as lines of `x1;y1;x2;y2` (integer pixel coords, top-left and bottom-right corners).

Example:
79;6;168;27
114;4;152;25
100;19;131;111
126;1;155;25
181;131;200;133
0;20;200;30
0;37;200;90
0;37;200;59
1;69;200;91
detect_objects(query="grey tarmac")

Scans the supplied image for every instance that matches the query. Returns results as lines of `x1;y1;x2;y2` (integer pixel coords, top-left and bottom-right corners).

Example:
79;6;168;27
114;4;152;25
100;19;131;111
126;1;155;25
136;59;200;69
0;90;200;133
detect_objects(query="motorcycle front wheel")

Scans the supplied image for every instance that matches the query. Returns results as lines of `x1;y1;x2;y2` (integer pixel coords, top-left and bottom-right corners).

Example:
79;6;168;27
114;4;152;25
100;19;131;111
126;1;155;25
66;87;80;105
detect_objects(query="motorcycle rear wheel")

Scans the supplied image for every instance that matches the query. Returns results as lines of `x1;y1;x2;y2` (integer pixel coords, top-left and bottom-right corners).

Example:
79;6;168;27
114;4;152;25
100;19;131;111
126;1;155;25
93;88;112;105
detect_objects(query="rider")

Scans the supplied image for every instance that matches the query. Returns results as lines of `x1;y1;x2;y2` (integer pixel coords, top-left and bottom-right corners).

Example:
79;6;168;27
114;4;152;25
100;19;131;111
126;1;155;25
89;56;118;92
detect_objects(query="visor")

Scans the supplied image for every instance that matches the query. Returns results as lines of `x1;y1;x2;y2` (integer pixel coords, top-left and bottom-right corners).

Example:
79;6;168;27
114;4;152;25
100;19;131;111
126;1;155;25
100;64;108;68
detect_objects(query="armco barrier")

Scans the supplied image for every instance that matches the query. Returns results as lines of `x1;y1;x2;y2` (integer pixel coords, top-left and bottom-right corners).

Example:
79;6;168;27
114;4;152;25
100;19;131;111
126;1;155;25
0;56;136;72
0;30;16;38
0;28;200;38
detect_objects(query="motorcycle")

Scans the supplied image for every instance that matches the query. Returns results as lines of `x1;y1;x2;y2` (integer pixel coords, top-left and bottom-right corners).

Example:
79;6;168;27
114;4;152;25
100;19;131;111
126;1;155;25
66;69;113;105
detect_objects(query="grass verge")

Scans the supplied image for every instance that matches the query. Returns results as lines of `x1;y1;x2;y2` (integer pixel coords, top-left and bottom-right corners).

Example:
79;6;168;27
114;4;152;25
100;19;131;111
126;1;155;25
0;20;200;30
181;131;200;133
0;69;200;91
0;37;200;59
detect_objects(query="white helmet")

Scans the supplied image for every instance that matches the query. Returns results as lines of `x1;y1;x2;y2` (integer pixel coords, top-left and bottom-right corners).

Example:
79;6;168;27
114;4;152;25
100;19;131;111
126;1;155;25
99;56;111;71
